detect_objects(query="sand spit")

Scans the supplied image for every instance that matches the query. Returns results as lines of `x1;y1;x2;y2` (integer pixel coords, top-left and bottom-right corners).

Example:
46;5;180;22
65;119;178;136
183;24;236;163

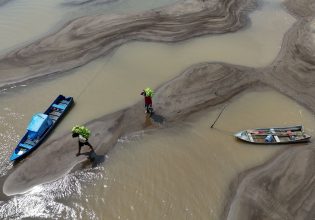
284;0;315;18
62;0;119;7
3;62;259;195
225;146;315;220
0;0;256;88
1;0;315;219
223;2;315;220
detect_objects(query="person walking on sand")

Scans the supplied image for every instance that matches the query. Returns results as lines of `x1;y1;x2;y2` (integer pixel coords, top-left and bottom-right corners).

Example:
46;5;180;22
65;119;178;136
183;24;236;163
72;125;94;156
141;87;154;114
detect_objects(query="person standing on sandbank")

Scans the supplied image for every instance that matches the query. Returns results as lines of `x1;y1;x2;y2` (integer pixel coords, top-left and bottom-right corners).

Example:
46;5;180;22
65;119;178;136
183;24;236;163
141;87;154;115
72;125;94;156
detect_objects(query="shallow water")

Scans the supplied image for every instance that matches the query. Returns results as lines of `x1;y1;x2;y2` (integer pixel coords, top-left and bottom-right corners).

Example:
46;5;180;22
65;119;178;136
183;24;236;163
0;0;301;219
0;0;65;54
1;90;314;219
0;0;179;176
0;0;294;143
0;0;179;54
149;0;295;67
0;0;295;129
80;90;315;220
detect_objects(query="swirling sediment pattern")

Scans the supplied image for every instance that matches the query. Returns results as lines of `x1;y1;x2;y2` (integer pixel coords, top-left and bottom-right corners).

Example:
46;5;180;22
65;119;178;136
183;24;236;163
224;2;315;219
1;0;315;219
0;0;255;86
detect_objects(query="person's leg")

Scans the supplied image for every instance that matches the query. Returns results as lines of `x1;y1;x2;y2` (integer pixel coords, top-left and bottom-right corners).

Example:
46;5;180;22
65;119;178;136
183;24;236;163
76;141;84;156
85;141;94;152
148;104;153;113
145;104;149;113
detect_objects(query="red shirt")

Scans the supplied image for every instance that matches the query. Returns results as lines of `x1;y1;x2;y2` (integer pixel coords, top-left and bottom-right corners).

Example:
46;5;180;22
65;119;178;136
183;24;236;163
144;96;152;105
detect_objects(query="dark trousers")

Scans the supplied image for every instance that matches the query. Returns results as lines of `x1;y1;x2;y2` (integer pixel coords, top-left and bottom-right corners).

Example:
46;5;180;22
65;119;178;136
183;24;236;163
145;104;153;113
78;140;94;153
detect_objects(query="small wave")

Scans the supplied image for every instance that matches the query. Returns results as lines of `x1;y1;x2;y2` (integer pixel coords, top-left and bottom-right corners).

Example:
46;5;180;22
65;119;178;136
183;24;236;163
117;130;145;144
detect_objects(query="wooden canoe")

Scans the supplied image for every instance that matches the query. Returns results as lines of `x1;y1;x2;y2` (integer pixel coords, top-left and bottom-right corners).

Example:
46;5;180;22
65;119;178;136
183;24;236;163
10;95;74;161
234;125;311;144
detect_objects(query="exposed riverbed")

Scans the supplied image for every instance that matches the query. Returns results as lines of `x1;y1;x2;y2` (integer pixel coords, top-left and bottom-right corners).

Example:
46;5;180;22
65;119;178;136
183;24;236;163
1;90;314;219
0;0;314;219
0;0;294;177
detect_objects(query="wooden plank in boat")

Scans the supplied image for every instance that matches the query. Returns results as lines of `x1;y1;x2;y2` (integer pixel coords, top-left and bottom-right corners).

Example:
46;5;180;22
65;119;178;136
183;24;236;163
247;133;254;142
274;135;280;142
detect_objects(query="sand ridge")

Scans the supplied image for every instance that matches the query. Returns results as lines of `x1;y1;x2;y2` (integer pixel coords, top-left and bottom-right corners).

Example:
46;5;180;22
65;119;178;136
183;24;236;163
0;0;255;88
223;2;315;218
0;0;314;219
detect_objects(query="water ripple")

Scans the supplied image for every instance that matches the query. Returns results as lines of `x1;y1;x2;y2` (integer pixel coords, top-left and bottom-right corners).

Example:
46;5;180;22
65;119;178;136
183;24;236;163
0;166;104;219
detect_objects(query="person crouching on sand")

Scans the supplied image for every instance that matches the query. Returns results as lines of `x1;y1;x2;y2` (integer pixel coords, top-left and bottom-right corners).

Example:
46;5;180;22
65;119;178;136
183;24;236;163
72;125;94;156
141;87;154;114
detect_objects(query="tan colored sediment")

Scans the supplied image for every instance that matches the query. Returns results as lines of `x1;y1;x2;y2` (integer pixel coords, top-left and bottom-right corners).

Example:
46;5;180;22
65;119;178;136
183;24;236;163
0;0;314;219
0;0;255;87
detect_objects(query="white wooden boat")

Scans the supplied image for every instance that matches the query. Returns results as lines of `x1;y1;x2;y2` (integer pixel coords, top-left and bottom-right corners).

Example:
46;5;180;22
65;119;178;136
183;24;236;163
234;125;311;144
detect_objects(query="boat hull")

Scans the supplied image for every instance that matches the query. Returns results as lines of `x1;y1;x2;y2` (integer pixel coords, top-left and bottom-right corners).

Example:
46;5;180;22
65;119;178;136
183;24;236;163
234;125;311;144
10;95;74;161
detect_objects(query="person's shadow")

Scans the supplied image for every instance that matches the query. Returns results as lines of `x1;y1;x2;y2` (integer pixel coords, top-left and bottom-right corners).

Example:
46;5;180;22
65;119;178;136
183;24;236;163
143;113;165;129
150;113;165;123
80;151;105;168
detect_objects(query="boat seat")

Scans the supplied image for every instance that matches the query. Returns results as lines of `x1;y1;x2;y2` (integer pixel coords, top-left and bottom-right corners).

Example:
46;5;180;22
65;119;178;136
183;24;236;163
60;100;69;104
19;143;33;150
25;140;36;146
247;133;254;142
50;111;62;117
52;103;67;110
49;115;58;121
274;135;280;142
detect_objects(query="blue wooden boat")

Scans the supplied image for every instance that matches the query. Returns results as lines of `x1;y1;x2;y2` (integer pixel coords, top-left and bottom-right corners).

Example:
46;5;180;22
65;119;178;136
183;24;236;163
10;95;74;161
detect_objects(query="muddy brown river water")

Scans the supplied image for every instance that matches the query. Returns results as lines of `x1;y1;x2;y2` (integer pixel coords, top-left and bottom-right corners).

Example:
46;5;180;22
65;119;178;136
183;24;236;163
0;0;309;219
84;90;315;219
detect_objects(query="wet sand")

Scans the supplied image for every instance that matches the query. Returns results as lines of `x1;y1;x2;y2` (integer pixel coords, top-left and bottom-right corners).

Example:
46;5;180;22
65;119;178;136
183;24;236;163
0;0;10;6
0;0;255;87
223;1;315;218
62;0;119;6
0;0;315;219
224;146;315;220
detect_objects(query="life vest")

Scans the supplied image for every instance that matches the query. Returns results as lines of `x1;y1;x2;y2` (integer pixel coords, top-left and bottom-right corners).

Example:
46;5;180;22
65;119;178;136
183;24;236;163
72;125;91;139
144;87;154;97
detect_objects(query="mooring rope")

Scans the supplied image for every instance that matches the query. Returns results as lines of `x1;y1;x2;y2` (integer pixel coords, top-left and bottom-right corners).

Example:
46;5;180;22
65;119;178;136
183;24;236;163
210;104;228;128
76;58;109;101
